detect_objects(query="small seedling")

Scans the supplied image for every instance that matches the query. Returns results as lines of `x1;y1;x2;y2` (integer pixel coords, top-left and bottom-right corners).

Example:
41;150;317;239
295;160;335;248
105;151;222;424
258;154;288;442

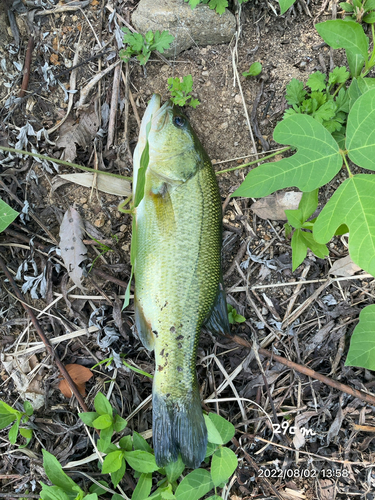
340;0;375;23
120;29;174;66
0;400;33;446
168;74;200;108
242;62;262;77
227;304;246;324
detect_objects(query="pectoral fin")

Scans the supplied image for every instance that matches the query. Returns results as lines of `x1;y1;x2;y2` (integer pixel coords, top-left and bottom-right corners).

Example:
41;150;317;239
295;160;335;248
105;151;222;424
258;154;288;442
134;298;155;350
203;281;231;336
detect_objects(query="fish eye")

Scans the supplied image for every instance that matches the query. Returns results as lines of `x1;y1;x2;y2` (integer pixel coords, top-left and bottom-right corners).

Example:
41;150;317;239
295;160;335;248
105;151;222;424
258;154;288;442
173;116;185;128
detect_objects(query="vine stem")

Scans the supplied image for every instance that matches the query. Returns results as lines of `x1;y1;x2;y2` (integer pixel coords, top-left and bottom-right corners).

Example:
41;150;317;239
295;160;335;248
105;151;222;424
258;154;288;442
215;147;290;175
0;146;132;181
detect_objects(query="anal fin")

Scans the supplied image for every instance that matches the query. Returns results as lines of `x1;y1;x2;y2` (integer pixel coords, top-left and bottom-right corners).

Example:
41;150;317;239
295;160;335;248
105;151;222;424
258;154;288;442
203;280;231;336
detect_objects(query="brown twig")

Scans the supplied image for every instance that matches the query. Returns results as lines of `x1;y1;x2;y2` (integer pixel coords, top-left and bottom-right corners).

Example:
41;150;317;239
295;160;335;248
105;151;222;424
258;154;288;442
0;256;89;412
228;334;375;406
19;37;34;98
91;268;130;289
106;62;122;150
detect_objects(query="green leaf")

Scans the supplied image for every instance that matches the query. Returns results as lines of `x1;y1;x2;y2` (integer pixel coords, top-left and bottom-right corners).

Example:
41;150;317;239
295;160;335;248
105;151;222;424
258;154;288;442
92;414;113;430
206;497;222;500
0;198;19;233
348;78;362;109
328;66;350;86
97;425;114;452
357;77;375;94
208;413;235;445
110;458;126;487
278;0;296;15
211;447;238;487
165;454;185;482
314;175;375;275
114;414;128;432
346;89;375;170
242;62;262;77
94;393;113;417
102;450;124;474
204;414;224;445
232;114;341;198
208;0;228;15
299;189;319;221
0;401;21;416
313;101;336;123
339;2;354;11
132;431;153;453
151;31;174;53
19;427;33;441
8;419;19;444
124;450;159;473
307;71;326;92
119;436;133;451
285;208;304;229
122;268;133;310
315;20;368;59
42;450;79;492
39;483;71;500
285;78;306;106
204;442;218;459
175;469;214;500
134;120;151;208
300;231;329;258
363;11;375;22
291;229;308;270
0;414;17;429
346;49;365;78
132;473;152;500
346;304;375;369
78;412;99;427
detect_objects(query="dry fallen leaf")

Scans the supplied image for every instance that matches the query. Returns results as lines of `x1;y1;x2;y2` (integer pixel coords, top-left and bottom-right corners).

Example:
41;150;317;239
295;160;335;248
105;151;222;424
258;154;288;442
55;106;99;162
59;206;87;289
58;363;93;398
56;172;131;197
251;191;303;220
329;255;362;277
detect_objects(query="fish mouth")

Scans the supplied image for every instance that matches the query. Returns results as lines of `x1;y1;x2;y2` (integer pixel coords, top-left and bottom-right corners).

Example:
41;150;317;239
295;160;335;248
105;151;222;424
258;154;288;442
151;99;173;131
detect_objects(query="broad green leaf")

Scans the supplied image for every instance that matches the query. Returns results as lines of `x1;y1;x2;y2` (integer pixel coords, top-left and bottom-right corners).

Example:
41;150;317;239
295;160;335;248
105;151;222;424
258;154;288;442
23;400;34;416
119;436;132;451
78;412;99;427
315;20;368;59
165;454;185;482
300;231;329;259
206;497;222;500
0;198;19;233
208;413;235;445
0;414;17;429
0;401;21;416
94;392;113;416
285;209;304;229
204;414;224;445
346;304;375;369
357;77;375;93
278;0;296;15
89;482;108;496
242;62;262;77
363;12;375;23
39;483;71;500
314;175;375;275
124;450;159;473
232;114;341;198
175;469;214;500
291;229;308;270
204;442;218;459
114;414;128;432
42;450;79;492
211;447;238;487
102;450;124;474
345;50;365;78
83;495;98;500
299;189;319;221
285;78;306;106
307;71;326;91
348;78;362;109
110;458;126;487
346;89;375;169
208;0;228;15
97;425;114;452
19;427;33;440
92;414;113;429
132;473;152;500
152;31;174;54
132;431;153;453
8;420;19;444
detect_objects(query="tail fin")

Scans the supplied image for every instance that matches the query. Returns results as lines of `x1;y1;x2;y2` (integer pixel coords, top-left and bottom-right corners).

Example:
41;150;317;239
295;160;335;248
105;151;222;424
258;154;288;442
152;388;207;469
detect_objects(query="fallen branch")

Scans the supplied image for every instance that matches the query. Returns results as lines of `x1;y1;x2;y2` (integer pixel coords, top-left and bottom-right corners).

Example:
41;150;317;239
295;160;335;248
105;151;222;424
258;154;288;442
19;36;34;98
0;256;89;413
229;334;375;406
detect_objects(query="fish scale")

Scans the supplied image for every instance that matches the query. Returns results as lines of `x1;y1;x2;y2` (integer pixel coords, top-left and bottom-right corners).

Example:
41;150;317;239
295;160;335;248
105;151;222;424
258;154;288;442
133;95;229;468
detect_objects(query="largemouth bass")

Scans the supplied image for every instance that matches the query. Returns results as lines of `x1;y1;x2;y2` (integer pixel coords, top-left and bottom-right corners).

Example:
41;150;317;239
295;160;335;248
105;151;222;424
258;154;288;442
133;94;230;469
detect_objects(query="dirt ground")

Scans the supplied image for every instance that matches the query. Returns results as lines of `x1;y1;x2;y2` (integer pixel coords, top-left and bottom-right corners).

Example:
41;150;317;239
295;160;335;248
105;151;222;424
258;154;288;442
1;0;375;499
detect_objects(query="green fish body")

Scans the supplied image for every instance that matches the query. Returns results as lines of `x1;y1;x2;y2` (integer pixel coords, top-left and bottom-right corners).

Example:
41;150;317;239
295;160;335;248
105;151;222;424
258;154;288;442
133;95;229;468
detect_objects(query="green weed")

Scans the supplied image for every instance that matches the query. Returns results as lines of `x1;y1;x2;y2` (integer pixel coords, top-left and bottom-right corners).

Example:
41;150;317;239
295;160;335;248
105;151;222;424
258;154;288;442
227;304;246;325
0;400;33;446
242;62;262;78
168;75;200;108
120;29;174;66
